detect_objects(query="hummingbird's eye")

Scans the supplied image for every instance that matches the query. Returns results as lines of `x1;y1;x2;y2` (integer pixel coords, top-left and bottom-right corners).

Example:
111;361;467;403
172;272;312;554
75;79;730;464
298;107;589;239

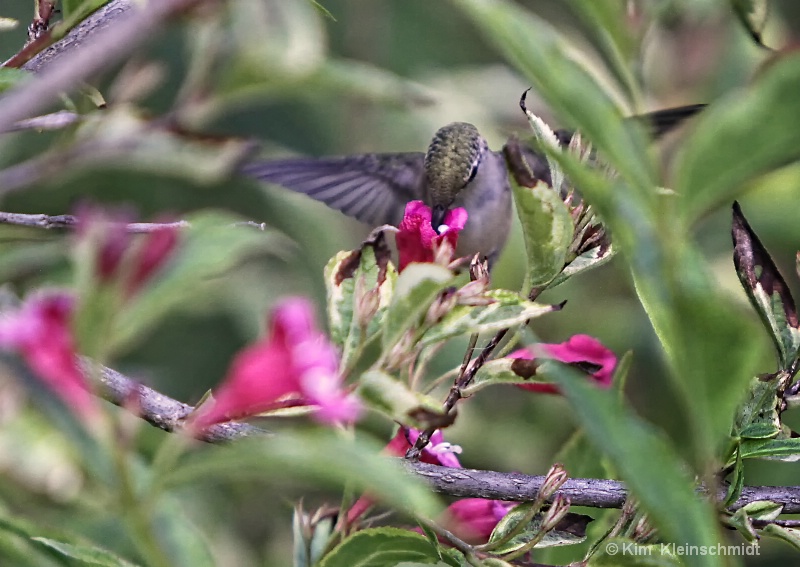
465;157;480;185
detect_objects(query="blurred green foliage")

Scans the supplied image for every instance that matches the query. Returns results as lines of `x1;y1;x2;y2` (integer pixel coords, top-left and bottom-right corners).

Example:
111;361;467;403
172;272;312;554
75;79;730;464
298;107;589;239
2;0;800;565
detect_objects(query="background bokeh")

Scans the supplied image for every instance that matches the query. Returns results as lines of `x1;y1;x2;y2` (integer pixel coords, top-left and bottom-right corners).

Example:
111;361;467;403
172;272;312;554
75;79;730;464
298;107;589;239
2;1;800;565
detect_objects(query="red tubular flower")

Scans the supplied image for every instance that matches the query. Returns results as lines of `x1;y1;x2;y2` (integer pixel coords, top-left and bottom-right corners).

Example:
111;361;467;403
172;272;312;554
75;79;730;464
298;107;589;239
128;222;179;294
76;205;132;281
444;498;516;543
510;334;617;394
76;205;179;295
191;297;360;430
395;201;468;271
0;291;97;420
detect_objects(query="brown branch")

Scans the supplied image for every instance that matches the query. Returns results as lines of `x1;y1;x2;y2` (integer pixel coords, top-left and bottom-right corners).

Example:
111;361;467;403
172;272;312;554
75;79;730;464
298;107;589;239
401;461;800;514
78;357;265;443
0;210;267;233
28;352;800;515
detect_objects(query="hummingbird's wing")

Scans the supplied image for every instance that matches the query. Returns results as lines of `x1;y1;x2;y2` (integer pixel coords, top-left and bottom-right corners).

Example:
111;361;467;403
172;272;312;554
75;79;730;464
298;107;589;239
241;153;426;227
513;104;707;187
637;103;706;138
551;103;707;143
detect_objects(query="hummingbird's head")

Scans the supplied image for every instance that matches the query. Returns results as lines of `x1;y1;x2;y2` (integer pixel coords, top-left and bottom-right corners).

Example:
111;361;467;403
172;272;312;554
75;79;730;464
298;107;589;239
424;122;487;230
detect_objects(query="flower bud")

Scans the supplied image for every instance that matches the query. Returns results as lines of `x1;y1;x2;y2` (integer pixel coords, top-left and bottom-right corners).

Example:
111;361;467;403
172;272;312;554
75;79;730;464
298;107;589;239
539;463;568;500
540;493;570;534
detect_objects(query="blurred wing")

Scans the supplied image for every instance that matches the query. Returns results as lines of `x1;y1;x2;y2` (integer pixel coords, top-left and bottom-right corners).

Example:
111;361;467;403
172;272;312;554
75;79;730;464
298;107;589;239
553;103;707;142
241;152;426;227
512;104;707;188
638;103;706;138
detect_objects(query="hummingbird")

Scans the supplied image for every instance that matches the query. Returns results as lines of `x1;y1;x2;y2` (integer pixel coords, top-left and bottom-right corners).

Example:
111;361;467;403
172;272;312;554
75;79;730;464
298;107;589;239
241;104;705;264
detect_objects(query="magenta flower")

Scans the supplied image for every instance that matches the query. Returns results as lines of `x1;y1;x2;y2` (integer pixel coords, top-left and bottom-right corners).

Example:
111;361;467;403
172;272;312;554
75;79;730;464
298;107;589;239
76;205;178;295
76;204;132;281
395;201;468;271
444;498;516;543
0;291;97;420
385;427;463;467
191;297;360;430
129;222;179;294
510;334;617;394
347;427;462;523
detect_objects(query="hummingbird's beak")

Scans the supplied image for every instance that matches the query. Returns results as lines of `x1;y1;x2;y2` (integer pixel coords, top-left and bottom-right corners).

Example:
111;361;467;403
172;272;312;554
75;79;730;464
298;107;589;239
431;205;447;234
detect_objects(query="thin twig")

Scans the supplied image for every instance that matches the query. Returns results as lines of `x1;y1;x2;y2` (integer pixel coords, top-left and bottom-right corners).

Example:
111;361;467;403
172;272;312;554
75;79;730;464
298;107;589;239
0;110;82;134
78;357;265;444
0;211;190;232
0;210;271;234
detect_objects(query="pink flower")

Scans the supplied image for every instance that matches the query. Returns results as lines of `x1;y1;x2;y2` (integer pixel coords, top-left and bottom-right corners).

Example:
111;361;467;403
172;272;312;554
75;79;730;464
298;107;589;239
129;222;179;294
443;498;516;543
191;297;360;430
76;204;132;281
0;291;97;419
395;201;467;271
76;205;179;295
348;427;462;523
385;427;462;468
510;334;617;394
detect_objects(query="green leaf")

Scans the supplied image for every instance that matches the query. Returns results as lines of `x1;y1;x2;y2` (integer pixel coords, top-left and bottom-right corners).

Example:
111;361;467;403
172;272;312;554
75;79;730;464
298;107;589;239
110;212;273;352
382;263;455;351
31;538;140;567
512;179;574;289
741;500;783;521
420;290;557;347
761;524;800;551
587;538;685;566
0;68;30;93
564;0;640;105
547;363;723;567
453;0;656;193
723;507;758;541
318;527;442;567
324;232;396;371
733;376;781;440
465;357;575;395
631;242;767;469
548;242;615;288
675;54;800;222
731;202;800;369
0;513;69;567
730;0;770;47
489;504;589;554
151;497;215;567
165;429;441;520
740;437;800;461
723;445;744;508
58;0;110;31
358;371;450;430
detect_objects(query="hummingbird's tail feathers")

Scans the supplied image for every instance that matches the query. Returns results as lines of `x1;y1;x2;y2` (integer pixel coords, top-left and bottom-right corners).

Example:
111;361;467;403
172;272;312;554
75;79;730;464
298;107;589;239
635;103;706;138
241;153;427;227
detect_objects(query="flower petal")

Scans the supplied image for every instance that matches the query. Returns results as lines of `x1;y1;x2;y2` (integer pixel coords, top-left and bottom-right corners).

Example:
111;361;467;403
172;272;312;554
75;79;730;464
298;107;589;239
0;291;97;420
